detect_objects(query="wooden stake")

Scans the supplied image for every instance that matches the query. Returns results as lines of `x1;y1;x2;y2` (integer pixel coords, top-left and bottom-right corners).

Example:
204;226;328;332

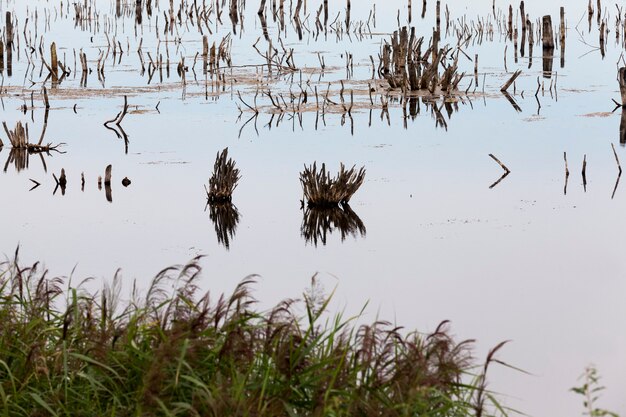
500;70;522;92
542;15;554;49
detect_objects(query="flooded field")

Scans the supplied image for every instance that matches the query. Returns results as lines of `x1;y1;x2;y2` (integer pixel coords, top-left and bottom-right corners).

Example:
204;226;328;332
1;0;626;415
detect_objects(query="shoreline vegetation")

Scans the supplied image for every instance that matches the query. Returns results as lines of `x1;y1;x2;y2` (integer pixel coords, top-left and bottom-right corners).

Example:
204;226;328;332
0;249;511;416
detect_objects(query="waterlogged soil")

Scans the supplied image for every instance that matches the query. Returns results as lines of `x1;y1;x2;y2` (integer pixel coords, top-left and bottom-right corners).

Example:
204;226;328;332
1;0;626;416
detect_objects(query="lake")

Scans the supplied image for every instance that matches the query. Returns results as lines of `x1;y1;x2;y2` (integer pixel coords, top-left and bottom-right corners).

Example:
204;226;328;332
1;0;625;415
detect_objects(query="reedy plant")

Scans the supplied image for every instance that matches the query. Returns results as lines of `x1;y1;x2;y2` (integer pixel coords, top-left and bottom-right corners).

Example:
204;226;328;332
300;162;366;207
206;148;241;203
0;248;510;417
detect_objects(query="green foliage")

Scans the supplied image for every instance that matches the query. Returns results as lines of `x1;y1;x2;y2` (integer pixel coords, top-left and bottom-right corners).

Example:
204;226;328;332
0;250;509;416
571;366;620;417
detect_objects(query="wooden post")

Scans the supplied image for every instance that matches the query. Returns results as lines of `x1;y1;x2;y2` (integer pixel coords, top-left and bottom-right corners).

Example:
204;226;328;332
6;12;12;77
135;0;143;25
559;7;565;45
50;42;59;82
436;0;441;31
542;16;554;49
5;12;12;50
408;0;412;23
520;1;526;33
0;40;3;74
619;67;626;107
508;5;513;40
560;7;565;68
474;54;478;85
599;21;605;57
258;0;267;15
527;17;534;68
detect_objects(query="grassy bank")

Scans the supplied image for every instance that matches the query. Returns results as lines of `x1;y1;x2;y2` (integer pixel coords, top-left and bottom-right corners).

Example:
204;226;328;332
0;250;508;416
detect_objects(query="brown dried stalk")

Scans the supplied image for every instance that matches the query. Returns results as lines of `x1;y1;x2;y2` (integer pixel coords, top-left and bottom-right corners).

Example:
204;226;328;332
205;148;241;203
300;162;365;207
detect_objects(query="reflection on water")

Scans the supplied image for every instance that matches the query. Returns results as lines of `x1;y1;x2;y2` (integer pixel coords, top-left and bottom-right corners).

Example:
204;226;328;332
3;148;56;173
301;204;366;247
619;108;626;146
207;202;240;250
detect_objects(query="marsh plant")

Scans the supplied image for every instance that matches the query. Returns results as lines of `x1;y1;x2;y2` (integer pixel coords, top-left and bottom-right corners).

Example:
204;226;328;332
300;162;366;207
0;249;511;416
571;365;620;417
206;147;240;203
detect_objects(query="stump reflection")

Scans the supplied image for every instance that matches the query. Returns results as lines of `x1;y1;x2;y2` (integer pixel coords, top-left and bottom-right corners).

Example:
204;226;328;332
301;203;366;247
208;202;240;250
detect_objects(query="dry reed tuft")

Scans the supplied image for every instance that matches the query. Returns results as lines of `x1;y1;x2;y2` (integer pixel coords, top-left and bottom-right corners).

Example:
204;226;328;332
205;147;241;203
300;162;366;207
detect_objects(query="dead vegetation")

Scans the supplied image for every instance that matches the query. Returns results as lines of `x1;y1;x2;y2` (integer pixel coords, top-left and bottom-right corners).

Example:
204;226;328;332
380;26;465;94
205;148;241;203
300;162;365;207
2;121;62;153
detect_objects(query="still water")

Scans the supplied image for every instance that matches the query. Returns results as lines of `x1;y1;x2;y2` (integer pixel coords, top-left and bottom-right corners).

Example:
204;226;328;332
1;0;625;415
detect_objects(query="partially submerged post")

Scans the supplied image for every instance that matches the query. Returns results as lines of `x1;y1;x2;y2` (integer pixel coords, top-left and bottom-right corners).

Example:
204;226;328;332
104;165;113;203
542;16;554;78
50;42;59;84
6;12;12;77
560;7;566;68
542;16;554;49
104;164;112;185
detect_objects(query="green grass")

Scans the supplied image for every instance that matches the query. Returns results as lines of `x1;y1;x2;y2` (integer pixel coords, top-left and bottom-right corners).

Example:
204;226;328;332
0;249;509;416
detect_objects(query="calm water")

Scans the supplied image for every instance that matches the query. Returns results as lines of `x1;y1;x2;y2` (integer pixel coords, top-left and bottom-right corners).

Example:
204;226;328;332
1;0;625;415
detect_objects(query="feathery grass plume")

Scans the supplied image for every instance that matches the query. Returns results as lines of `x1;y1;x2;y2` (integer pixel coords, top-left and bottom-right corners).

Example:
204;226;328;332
208;202;240;249
205;147;241;203
0;250;512;417
301;204;366;246
300;162;365;207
